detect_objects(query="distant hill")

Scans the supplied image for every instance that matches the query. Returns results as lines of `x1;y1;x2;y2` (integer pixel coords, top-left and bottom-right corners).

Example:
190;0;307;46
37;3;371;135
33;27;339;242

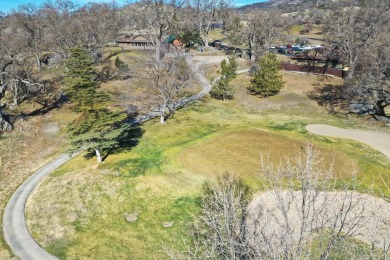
237;0;330;12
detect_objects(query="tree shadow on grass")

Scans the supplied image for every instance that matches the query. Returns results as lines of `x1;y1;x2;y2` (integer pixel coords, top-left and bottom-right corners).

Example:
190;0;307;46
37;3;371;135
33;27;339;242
113;150;163;177
307;83;349;114
101;124;144;162
82;120;144;163
22;81;67;117
24;99;63;117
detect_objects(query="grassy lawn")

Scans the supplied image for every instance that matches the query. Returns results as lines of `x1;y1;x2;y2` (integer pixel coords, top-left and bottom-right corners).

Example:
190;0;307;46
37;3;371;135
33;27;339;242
26;65;390;259
207;28;226;42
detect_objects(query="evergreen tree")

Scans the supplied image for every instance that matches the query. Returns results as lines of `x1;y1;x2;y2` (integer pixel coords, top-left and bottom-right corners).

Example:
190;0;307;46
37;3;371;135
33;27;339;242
114;56;130;79
210;56;238;101
248;53;284;97
64;47;109;110
65;47;131;163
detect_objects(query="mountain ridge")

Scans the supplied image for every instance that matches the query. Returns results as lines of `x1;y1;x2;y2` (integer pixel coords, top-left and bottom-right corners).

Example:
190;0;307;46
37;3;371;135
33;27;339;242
237;0;329;11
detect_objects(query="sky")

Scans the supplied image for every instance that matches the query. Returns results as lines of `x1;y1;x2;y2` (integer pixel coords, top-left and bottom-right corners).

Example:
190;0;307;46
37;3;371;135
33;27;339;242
0;0;265;13
0;0;127;13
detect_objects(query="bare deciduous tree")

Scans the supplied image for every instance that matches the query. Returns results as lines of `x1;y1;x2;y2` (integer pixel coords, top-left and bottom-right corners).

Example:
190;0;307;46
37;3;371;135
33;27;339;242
12;4;47;70
323;0;390;117
0;14;45;132
192;0;231;48
74;2;120;53
41;0;78;58
134;0;182;63
163;173;253;259
246;10;285;61
144;54;194;123
342;30;390;117
324;0;389;80
225;15;246;51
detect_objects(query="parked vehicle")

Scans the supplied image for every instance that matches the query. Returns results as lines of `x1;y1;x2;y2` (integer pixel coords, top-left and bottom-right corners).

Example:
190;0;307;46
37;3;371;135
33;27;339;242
277;49;286;54
210;40;222;47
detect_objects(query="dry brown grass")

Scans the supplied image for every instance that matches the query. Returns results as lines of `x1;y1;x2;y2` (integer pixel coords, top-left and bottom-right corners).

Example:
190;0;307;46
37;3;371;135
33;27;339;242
231;71;344;114
201;57;250;81
283;72;344;95
179;129;356;180
286;25;326;45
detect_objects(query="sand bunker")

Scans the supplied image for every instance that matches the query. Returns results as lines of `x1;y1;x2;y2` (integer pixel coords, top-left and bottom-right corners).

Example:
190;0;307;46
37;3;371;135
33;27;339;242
247;190;390;251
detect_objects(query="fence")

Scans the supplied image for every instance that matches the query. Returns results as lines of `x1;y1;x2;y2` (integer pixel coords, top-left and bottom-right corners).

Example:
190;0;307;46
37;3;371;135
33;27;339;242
280;63;343;77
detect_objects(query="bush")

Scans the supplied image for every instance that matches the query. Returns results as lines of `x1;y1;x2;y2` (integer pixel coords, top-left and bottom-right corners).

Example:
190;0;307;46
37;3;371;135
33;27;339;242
210;56;238;101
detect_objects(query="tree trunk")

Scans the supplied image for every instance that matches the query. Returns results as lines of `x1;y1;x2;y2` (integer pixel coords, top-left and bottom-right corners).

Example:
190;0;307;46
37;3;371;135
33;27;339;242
347;58;355;80
375;100;387;117
160;110;165;124
202;21;210;49
156;39;161;64
0;112;13;132
36;53;41;71
95;148;102;164
248;34;256;61
204;36;209;49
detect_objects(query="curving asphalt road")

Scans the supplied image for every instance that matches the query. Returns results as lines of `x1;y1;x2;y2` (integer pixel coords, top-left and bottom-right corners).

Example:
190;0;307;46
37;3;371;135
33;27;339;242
3;154;74;260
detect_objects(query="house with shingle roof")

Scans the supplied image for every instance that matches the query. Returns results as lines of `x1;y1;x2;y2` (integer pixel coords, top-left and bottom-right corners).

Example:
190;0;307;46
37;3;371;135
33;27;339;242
116;34;155;49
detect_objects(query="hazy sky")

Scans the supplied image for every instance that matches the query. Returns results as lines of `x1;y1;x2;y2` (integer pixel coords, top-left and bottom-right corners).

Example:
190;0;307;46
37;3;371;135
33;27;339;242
0;0;126;13
0;0;265;13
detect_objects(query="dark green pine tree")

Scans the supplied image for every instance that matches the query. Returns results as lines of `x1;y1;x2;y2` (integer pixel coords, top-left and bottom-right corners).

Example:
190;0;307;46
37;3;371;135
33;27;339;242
210;56;238;101
64;47;109;111
65;47;131;163
248;53;285;97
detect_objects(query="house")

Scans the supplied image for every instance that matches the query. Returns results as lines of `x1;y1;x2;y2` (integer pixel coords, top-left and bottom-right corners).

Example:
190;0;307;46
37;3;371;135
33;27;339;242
116;34;155;50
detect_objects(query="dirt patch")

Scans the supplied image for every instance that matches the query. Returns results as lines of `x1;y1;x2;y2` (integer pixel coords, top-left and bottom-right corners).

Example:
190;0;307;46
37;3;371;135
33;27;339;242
124;212;138;223
162;221;174;228
42;122;60;135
